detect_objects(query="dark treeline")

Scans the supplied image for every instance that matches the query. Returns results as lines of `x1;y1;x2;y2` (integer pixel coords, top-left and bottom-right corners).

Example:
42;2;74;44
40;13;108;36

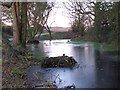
65;2;119;45
2;2;120;47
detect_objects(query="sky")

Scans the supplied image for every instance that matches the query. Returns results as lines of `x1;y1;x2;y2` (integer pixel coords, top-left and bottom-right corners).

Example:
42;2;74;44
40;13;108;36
47;1;72;27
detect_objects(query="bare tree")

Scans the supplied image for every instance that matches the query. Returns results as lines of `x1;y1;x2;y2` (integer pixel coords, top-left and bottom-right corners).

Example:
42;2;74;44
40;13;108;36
27;2;55;40
1;6;13;24
63;1;94;36
2;1;55;46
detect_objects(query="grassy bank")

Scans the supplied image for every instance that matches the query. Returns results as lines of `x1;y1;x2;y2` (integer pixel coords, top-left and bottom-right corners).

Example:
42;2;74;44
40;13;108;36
69;40;119;51
40;32;70;40
69;40;119;62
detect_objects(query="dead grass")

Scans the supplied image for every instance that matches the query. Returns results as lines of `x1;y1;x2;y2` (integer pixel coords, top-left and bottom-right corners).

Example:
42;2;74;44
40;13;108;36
2;51;41;88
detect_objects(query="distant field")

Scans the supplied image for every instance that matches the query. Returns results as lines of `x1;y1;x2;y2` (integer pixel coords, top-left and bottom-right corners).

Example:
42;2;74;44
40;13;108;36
50;27;71;32
40;32;71;40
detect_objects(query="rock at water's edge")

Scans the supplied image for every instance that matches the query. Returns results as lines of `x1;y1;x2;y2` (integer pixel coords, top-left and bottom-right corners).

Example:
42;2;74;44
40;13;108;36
27;40;39;44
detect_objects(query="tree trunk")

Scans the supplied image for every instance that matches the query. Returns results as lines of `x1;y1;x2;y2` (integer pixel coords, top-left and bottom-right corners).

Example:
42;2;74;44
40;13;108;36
46;25;52;40
12;2;20;45
21;2;27;48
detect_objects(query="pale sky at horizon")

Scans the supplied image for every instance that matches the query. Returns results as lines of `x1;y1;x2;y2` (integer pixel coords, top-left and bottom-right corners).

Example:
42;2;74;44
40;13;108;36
47;1;72;27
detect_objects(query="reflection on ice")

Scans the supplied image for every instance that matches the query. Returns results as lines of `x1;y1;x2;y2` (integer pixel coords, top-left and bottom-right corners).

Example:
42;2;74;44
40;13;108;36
27;39;119;88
